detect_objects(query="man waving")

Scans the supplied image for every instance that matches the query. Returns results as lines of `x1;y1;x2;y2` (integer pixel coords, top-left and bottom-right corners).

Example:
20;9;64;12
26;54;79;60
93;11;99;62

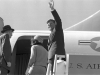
47;0;66;75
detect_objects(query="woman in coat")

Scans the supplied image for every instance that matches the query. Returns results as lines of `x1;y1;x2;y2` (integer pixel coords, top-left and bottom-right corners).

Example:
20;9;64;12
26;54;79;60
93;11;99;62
25;35;48;75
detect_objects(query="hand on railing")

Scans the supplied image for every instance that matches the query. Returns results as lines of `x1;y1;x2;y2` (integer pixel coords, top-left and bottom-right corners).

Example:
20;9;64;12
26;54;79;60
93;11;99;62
7;62;11;67
46;63;52;75
25;68;30;75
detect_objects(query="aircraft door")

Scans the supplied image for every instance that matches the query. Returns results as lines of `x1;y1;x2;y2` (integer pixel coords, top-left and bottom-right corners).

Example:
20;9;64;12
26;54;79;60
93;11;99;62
12;35;48;75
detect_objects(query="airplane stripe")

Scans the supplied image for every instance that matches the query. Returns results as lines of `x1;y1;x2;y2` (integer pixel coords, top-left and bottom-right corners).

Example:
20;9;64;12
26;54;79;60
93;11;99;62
79;40;91;45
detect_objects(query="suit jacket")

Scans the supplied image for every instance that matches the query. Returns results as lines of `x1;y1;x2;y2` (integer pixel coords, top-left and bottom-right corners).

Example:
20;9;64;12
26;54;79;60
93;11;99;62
0;34;11;71
48;9;65;57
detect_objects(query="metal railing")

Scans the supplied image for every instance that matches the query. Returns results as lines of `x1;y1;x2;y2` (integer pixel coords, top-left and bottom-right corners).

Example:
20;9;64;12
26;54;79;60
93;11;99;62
46;54;65;75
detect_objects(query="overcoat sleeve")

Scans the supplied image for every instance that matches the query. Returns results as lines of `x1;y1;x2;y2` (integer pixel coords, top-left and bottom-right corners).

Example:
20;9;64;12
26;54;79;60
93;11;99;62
3;34;12;62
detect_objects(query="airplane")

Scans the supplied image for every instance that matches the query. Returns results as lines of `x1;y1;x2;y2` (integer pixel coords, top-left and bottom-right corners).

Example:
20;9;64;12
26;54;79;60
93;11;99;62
1;30;100;75
64;10;100;75
1;10;100;75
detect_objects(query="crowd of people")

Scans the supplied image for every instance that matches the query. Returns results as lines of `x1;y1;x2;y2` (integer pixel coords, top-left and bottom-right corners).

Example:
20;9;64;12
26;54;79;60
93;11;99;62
0;0;66;75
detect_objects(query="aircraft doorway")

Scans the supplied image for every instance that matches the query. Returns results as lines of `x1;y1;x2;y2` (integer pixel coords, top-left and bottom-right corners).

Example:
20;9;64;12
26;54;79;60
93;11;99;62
14;36;48;75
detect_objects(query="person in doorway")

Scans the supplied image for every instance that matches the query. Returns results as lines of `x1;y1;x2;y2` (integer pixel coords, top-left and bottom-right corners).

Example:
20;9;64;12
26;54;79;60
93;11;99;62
46;0;66;75
25;35;48;75
0;25;14;75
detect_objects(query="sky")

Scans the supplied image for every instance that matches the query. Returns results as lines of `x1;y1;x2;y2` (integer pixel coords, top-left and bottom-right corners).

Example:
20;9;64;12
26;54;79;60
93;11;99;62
0;0;100;30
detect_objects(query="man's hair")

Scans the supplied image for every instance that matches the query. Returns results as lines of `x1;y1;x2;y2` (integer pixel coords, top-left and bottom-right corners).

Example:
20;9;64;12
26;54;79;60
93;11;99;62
47;19;56;24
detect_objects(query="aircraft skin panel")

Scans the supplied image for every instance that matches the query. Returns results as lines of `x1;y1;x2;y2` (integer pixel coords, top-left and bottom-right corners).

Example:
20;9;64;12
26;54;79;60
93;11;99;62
10;30;100;55
6;30;100;75
10;30;50;51
64;31;100;55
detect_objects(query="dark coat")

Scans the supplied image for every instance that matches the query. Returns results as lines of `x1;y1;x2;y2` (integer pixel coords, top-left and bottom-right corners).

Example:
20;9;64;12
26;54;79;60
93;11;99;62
48;9;65;60
0;34;12;72
3;34;12;63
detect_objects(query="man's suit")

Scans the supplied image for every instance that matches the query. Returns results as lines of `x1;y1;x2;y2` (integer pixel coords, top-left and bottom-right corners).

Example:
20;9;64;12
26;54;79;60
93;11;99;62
48;9;65;72
0;34;11;75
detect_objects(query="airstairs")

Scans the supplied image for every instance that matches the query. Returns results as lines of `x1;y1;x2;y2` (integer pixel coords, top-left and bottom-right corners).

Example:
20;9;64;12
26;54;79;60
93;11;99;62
46;54;68;75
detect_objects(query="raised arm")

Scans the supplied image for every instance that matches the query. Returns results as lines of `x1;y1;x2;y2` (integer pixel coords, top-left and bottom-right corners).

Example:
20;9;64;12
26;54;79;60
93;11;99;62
49;0;62;30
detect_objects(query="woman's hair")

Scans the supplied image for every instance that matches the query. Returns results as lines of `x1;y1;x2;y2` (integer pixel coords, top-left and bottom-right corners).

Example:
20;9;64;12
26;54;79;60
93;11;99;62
33;39;42;45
